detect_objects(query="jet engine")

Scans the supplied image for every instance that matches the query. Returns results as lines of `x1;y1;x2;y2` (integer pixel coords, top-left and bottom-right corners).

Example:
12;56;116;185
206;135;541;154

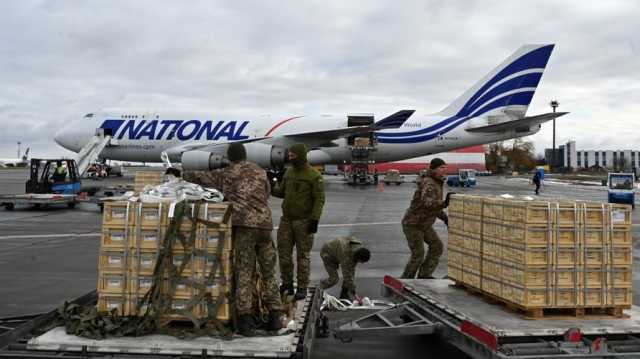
180;143;288;170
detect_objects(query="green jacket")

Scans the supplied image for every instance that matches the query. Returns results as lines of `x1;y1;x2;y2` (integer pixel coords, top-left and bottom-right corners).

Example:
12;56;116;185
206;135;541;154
272;164;325;221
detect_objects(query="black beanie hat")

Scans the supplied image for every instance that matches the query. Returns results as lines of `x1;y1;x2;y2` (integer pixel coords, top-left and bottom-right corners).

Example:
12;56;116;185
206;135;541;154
430;157;446;170
227;143;247;162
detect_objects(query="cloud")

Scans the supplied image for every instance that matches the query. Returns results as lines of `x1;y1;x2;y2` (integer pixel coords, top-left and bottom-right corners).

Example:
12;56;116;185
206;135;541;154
0;0;638;158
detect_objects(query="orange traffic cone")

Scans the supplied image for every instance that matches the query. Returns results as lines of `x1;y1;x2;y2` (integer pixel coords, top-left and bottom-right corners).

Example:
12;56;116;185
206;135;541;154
377;181;384;192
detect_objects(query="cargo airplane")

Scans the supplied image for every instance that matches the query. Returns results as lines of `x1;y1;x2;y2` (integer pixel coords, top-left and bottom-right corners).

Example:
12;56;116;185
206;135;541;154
0;148;29;168
55;44;567;171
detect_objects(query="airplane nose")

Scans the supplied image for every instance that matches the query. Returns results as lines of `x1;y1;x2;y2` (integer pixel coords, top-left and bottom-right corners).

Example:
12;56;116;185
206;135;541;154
54;125;74;151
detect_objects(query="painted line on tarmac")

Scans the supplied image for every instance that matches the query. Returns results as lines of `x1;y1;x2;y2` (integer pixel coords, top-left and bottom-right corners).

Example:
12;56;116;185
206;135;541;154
0;233;100;240
0;222;402;240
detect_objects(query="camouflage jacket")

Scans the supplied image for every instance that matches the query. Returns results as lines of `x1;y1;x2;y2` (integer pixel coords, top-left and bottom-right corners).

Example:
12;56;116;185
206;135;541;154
183;161;273;229
320;236;363;292
402;170;446;227
271;164;325;221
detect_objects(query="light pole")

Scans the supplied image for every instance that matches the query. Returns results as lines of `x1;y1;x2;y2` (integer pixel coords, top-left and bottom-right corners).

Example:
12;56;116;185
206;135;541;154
17;142;21;158
550;100;559;168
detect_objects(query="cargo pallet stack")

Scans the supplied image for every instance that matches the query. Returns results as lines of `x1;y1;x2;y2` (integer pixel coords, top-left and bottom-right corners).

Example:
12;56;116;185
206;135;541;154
97;200;233;324
133;171;163;192
448;194;633;318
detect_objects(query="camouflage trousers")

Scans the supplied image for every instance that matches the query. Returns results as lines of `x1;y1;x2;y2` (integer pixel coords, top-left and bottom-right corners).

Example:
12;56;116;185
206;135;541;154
233;226;282;315
277;217;314;289
319;248;339;290
401;224;443;279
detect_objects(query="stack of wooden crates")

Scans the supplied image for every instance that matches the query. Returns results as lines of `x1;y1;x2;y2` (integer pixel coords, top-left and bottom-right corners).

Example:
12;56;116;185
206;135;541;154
133;171;163;192
96;201;233;323
448;194;633;317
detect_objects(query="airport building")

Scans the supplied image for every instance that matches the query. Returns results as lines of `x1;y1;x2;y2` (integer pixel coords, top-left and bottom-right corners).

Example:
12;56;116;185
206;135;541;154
546;140;640;172
375;145;486;174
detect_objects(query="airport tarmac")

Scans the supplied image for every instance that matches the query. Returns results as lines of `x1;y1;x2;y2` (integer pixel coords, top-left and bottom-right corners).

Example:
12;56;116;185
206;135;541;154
0;168;638;358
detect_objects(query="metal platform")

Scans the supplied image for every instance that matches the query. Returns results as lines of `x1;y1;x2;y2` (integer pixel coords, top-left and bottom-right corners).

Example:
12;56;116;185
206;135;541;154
400;279;640;338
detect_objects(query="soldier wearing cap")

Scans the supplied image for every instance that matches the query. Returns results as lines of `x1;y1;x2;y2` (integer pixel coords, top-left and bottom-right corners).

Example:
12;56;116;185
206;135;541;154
401;158;453;279
319;236;370;300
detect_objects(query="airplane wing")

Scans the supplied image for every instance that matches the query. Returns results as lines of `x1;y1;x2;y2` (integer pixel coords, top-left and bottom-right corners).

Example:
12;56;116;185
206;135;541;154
465;112;568;133
168;109;415;154
0;162;6;168
283;110;415;145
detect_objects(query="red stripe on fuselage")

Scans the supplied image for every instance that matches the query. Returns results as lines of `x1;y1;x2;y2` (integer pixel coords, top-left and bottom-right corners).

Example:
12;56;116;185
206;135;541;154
264;116;303;137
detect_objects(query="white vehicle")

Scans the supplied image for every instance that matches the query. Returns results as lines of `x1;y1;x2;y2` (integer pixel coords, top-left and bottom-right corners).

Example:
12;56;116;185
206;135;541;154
0;148;29;168
54;44;567;172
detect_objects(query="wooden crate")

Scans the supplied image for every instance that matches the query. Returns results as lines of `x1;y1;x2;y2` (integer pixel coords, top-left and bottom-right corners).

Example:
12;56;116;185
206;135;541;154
447;248;464;267
502;223;550;246
610;287;633;306
481;239;501;260
481;256;502;280
482;219;503;239
554;288;581;307
501;243;550;267
461;253;481;272
556;247;580;266
169;249;196;276
462;269;481;289
447;229;464;250
198;297;232;322
448;195;464;214
581;202;632;227
194;252;233;280
555;268;580;287
554;202;581;227
610;267;633;288
103;202;134;227
583;228;607;247
610;246;632;265
197;227;233;253
202;203;232;226
129;275;154;297
482;197;504;220
135;202;168;228
167;277;198;297
481;276;502;297
448;264;463;282
583;248;605;267
582;288;607;307
610;228;633;246
101;226;133;250
502;283;549;307
131;228;163;250
581;268;606;288
463;236;482;254
463;196;483;217
449;214;464;231
98;250;128;273
134;171;163;192
502;201;553;226
554;227;580;247
97;293;128;315
501;264;549;287
129;250;158;276
160;295;201;322
97;273;127;295
463;215;482;236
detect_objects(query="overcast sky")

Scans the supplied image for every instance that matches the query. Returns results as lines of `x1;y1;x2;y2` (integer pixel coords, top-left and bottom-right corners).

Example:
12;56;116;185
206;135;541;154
0;0;638;159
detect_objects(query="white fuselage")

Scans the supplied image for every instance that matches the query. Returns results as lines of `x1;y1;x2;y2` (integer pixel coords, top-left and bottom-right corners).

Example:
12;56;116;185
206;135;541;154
54;109;538;166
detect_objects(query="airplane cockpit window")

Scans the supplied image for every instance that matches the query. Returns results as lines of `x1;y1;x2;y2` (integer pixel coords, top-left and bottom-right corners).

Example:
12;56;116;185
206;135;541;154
84;113;94;118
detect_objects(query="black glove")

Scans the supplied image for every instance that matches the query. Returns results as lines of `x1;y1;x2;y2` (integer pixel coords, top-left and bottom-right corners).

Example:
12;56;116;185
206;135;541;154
339;287;354;301
441;213;449;227
444;192;455;208
308;220;319;234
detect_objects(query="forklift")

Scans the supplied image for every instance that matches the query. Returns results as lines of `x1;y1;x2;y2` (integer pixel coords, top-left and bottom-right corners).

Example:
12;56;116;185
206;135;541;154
1;159;82;210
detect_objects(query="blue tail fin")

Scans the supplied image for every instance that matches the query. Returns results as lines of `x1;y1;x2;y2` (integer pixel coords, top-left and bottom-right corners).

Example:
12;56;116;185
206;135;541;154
437;44;555;118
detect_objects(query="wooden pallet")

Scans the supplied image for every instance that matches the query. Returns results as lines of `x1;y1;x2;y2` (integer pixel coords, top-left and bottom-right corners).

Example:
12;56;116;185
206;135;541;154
451;281;629;319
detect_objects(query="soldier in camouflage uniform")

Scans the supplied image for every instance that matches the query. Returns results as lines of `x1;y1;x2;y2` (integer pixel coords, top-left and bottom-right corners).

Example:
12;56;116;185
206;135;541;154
401;158;453;279
183;143;282;336
319;236;370;300
272;143;325;301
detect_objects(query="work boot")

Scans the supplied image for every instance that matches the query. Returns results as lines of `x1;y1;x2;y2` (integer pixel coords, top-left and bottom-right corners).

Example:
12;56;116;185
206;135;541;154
237;314;255;337
280;283;294;297
267;310;283;331
294;288;307;301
